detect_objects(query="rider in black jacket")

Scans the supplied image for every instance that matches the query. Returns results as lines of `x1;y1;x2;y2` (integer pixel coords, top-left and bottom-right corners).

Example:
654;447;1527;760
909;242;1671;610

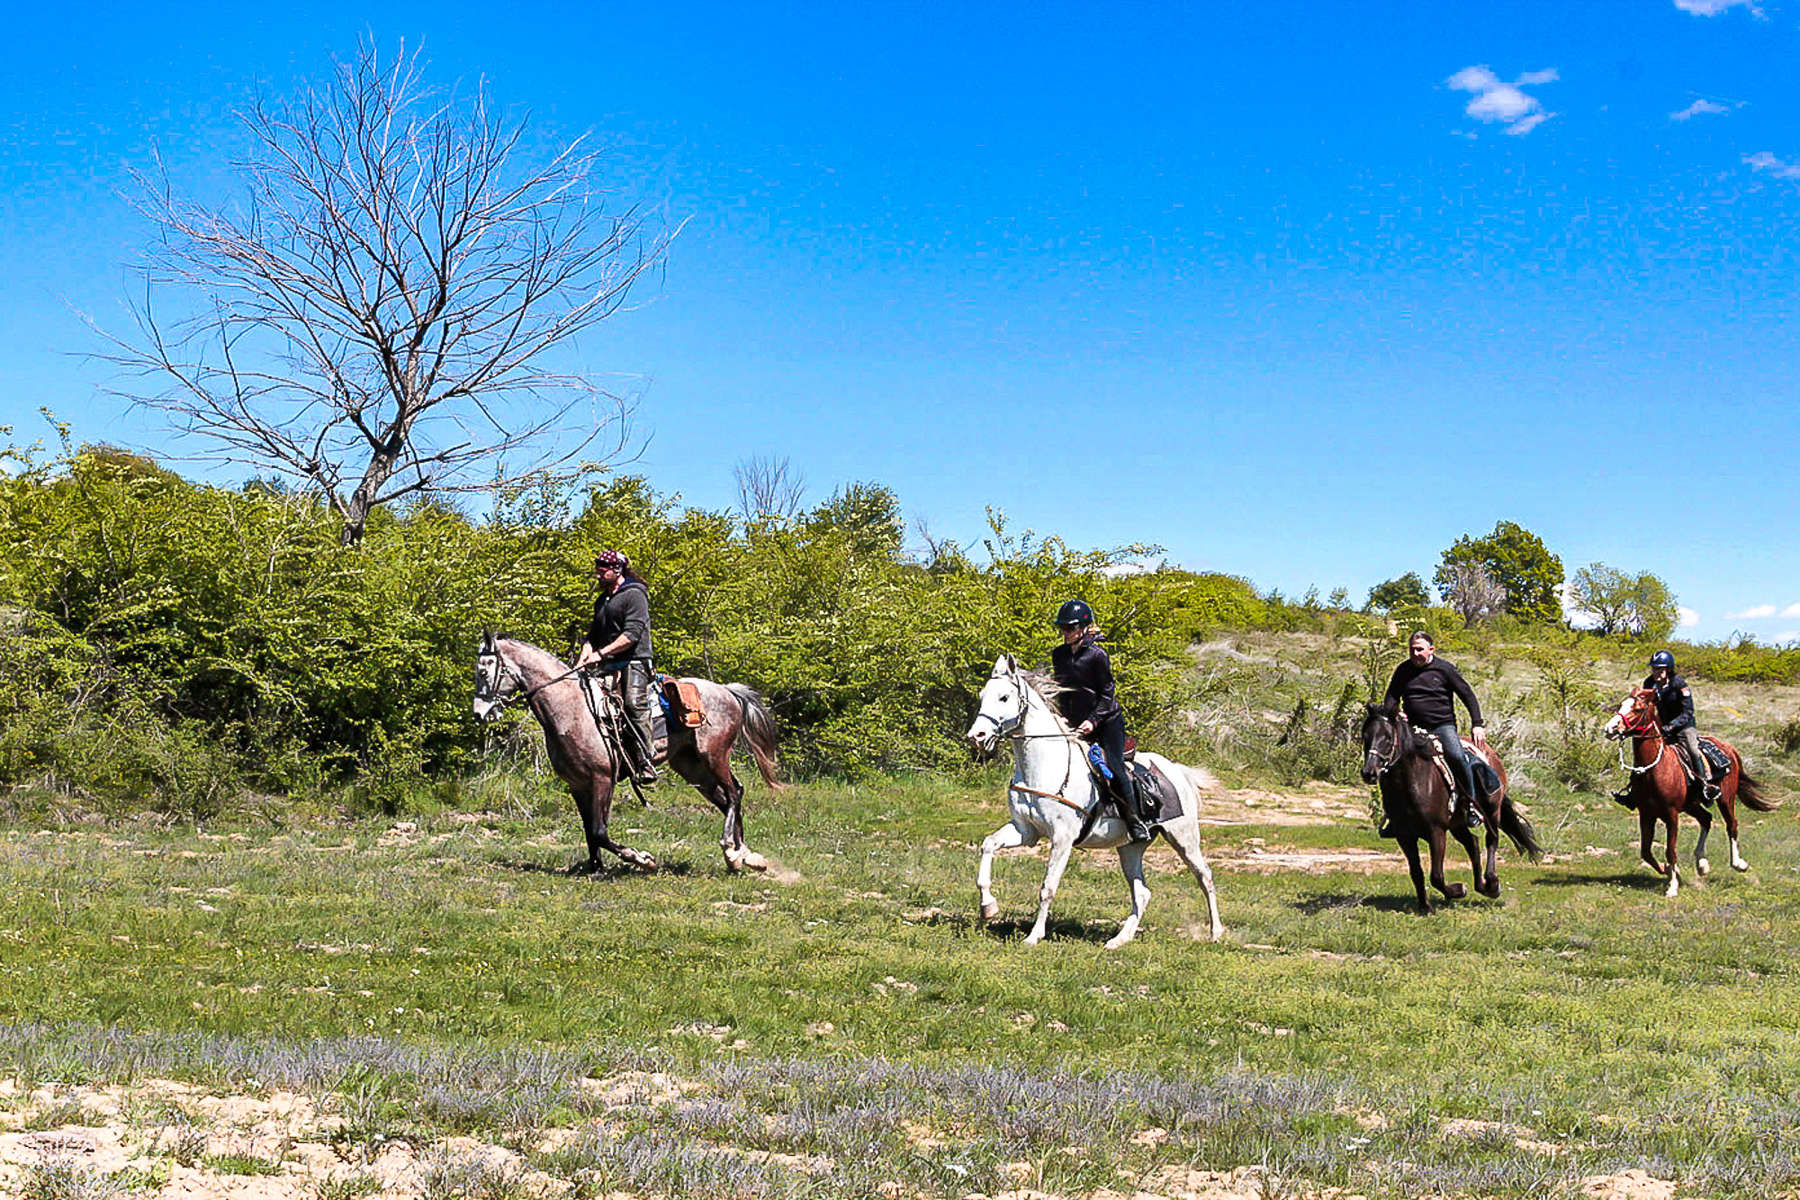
575;550;658;785
1616;649;1715;808
1050;600;1151;843
1381;630;1488;833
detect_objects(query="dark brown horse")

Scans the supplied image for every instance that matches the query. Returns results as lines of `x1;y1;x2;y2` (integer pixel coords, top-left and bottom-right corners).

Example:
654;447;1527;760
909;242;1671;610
1604;686;1776;897
1361;700;1542;914
473;632;784;873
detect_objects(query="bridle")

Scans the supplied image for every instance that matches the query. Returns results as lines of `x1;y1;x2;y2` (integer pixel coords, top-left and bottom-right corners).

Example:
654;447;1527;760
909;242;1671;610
1613;695;1667;774
974;665;1090;815
475;640;586;714
1365;712;1406;775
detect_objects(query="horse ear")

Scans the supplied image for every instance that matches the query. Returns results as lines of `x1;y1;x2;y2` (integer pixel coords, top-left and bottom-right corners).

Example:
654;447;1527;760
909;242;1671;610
992;653;1014;677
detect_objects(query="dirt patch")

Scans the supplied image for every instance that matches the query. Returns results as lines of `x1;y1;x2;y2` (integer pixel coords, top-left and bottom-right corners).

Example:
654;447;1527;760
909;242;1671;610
1199;782;1371;827
1578;1168;1684;1200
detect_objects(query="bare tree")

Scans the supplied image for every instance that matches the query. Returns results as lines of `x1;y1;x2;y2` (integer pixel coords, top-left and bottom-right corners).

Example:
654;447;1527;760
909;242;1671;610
104;41;672;543
733;455;806;522
1441;560;1508;626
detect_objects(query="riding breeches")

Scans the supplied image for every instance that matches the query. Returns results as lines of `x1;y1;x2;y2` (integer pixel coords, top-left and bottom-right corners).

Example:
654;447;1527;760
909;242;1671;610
1429;723;1477;804
1093;715;1140;814
1672;726;1710;783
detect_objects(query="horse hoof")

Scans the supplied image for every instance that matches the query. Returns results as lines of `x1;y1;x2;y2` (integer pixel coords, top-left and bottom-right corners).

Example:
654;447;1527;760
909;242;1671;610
1697;858;1711;876
1732;858;1750;873
1445;883;1467;899
979;901;999;922
740;851;770;872
722;848;746;873
1481;881;1501;899
631;853;659;872
1103;933;1134;951
1022;933;1044;947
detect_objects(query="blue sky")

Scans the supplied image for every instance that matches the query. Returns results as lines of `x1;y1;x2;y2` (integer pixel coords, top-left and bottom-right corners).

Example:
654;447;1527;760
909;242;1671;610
3;1;1798;642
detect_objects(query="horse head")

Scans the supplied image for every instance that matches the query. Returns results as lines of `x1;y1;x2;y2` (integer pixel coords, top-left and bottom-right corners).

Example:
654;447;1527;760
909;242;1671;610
1360;699;1403;783
967;654;1029;762
472;630;518;722
1604;688;1658;740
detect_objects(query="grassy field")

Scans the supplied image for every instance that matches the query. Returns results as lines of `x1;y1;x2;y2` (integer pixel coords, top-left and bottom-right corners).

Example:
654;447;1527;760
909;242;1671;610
4;633;1800;1198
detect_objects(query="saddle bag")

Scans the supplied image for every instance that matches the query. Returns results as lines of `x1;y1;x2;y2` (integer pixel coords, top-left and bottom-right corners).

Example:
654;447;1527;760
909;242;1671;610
659;675;705;728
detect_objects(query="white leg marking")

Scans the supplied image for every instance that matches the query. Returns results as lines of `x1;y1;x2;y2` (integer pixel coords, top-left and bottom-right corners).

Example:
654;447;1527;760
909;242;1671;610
978;822;1029;922
1731;836;1748;873
1106;843;1150;951
1024;839;1076;946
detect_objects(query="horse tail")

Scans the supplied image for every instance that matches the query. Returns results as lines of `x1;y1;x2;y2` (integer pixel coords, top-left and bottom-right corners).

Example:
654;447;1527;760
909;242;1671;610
1181;763;1222;794
727;683;788;792
1737;769;1778;812
1499;793;1544;862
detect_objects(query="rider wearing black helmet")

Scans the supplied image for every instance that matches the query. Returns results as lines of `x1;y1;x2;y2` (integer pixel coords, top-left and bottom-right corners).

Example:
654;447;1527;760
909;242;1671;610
1050;600;1151;842
1616;649;1715;808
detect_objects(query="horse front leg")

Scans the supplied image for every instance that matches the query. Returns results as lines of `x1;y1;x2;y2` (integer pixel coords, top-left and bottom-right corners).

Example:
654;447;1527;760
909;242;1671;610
1105;842;1151;950
568;785;605;872
589;776;657;872
1663;815;1681;898
1399;837;1431;915
1428;825;1465;900
1024;837;1077;946
977;822;1029;922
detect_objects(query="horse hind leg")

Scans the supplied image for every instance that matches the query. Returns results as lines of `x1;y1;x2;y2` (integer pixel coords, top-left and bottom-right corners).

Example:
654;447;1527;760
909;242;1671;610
1691;803;1714;876
1105;842;1151;950
1165;818;1225;940
1663;817;1681;898
1720;779;1749;872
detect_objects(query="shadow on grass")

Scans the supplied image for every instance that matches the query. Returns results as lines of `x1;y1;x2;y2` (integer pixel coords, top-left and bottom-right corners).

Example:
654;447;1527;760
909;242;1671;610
1532;869;1663;890
1293;891;1427;916
492;856;697;879
978;915;1116;944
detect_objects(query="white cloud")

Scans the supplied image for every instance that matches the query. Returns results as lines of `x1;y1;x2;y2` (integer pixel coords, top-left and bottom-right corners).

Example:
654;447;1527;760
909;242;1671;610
1771;631;1800;644
1447;65;1558;136
1780;602;1800;618
1674;0;1762;15
1746;151;1800;179
1671;99;1730;121
1727;604;1778;619
1678;607;1700;629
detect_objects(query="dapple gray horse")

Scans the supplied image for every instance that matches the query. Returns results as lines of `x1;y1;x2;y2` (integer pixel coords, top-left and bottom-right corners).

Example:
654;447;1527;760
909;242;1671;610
966;654;1225;948
473;632;783;873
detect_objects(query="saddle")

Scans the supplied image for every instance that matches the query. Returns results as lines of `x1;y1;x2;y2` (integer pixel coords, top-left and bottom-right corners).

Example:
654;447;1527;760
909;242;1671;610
1413;728;1500;800
1081;743;1182;834
1686;736;1730;783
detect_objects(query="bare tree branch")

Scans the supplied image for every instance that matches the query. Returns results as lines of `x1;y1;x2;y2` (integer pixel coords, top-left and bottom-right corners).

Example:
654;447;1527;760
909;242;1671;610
734;455;807;522
95;38;671;543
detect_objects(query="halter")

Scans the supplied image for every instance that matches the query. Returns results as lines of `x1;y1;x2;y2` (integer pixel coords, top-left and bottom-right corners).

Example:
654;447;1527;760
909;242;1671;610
1614;697;1667;775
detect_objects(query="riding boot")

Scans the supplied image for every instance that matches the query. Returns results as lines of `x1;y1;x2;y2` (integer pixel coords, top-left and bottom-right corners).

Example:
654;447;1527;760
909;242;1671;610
1611;784;1637;809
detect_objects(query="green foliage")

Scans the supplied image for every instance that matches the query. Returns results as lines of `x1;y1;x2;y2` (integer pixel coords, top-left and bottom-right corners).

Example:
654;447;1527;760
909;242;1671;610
1365;572;1429;612
1678;636;1800;685
1567;562;1679;640
1435;520;1565;625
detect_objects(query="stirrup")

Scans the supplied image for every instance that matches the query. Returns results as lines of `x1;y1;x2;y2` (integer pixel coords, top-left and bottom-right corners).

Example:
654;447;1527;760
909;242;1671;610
1611;787;1636;809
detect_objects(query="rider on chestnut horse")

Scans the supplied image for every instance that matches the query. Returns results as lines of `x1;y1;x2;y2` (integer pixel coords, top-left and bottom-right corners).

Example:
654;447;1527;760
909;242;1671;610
1614;649;1716;809
1380;630;1488;836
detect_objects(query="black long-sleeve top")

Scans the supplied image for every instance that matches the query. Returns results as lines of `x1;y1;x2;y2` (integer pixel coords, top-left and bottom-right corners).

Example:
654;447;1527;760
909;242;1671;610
1383;656;1482;730
586;578;653;662
1644;673;1696;733
1051;634;1122;731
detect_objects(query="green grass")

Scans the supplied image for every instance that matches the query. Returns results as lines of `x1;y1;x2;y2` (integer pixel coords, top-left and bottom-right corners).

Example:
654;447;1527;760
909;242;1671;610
3;760;1800;1197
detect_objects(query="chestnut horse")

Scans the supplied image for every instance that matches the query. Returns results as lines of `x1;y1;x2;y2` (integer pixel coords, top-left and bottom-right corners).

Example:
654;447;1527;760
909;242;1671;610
1603;687;1776;897
473;632;784;873
1361;700;1542;914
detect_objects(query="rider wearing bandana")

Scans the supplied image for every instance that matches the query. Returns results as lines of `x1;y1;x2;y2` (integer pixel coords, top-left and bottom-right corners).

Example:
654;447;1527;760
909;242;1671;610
1050;600;1152;843
1617;649;1715;808
1381;630;1487;834
575;549;658;786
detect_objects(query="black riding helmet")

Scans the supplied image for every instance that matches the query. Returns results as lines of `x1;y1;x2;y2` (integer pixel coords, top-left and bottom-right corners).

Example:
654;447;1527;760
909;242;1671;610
1054;599;1094;628
1650;650;1676;670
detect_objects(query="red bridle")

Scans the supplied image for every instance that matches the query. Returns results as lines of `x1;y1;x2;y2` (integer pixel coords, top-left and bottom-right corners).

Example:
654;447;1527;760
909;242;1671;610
1615;693;1662;739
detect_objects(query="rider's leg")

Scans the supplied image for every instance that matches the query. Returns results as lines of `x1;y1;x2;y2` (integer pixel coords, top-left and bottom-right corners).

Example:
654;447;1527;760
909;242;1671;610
623;662;660;784
1677;727;1713;799
1097;716;1150;842
1432;723;1482;829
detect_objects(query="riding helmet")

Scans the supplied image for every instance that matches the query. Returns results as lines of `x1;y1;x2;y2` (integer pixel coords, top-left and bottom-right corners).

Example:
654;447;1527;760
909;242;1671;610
1649;650;1676;670
1054;599;1095;628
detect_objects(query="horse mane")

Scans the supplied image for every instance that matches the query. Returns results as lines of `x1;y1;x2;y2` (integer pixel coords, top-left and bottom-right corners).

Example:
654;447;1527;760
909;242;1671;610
1019;670;1074;733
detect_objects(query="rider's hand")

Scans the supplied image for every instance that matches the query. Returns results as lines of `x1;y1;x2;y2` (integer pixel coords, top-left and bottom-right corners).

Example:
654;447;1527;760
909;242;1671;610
1472;725;1488;748
1077;720;1095;736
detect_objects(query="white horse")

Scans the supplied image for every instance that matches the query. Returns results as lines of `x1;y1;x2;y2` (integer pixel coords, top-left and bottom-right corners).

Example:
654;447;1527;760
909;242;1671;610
965;653;1225;949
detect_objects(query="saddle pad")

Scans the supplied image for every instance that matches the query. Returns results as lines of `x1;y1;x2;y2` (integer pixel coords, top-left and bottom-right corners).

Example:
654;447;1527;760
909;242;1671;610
661;677;705;728
1129;762;1184;825
1700;737;1730;775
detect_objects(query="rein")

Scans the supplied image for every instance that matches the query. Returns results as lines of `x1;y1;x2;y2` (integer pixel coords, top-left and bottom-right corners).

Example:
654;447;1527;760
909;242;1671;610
478;646;587;712
1616;712;1667;775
